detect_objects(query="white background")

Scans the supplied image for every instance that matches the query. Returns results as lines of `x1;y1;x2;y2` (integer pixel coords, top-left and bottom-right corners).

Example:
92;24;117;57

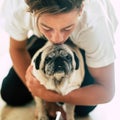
0;0;120;120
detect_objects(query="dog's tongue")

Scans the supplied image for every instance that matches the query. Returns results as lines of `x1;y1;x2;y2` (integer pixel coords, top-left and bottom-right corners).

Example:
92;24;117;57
54;72;65;80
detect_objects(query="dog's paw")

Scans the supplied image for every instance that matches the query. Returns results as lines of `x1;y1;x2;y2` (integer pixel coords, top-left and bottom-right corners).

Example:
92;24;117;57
39;117;48;120
67;117;75;120
35;116;48;120
38;115;49;120
35;114;48;120
66;115;75;120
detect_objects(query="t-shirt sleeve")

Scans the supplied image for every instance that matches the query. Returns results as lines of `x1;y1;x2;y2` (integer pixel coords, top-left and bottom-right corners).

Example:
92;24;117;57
72;16;116;68
2;0;32;41
72;10;118;68
84;17;115;68
72;0;117;68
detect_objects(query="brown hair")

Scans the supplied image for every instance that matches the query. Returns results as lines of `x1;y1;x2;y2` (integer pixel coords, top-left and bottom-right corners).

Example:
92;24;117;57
25;0;84;15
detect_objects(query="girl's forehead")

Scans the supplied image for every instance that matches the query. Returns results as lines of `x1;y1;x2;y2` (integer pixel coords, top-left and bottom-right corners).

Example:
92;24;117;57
37;10;80;28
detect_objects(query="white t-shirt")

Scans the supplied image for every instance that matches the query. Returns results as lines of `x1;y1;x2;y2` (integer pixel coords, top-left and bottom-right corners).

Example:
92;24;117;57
1;0;118;68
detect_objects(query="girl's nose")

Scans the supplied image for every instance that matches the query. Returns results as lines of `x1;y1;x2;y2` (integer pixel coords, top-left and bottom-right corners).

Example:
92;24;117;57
51;31;65;44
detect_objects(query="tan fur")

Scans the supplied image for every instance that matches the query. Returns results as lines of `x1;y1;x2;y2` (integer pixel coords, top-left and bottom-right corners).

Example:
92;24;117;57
31;41;84;120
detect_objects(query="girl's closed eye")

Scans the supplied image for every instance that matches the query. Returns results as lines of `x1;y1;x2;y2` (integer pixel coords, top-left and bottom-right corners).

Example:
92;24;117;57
42;26;53;31
64;26;73;31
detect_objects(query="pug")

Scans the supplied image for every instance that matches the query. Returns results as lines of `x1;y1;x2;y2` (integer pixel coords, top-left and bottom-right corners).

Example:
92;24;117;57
31;40;85;120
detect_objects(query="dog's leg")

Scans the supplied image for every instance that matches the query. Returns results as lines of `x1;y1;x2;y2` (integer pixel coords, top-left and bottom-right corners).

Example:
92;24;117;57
35;97;48;120
65;103;75;120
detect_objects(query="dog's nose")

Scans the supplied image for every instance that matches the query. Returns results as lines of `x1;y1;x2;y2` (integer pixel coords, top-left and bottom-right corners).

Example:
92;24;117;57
54;57;64;71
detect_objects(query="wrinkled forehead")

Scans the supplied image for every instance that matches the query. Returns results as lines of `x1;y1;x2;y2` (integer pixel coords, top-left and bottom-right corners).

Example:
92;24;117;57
43;44;73;55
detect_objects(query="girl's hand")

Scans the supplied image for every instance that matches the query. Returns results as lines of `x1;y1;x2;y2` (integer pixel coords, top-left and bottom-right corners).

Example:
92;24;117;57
25;65;62;102
25;65;54;102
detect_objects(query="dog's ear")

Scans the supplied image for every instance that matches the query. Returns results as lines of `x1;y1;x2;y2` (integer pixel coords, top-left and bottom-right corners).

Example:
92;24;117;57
34;52;42;70
73;52;79;70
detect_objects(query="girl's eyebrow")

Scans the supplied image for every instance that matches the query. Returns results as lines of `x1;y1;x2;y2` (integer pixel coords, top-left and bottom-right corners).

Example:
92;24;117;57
40;23;74;29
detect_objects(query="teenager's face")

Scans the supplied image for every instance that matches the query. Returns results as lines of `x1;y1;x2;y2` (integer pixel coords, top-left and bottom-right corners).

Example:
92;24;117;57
37;10;80;44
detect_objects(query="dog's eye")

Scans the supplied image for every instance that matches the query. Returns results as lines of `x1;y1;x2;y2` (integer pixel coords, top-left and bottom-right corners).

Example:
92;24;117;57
45;53;55;63
59;50;72;61
45;56;52;63
65;55;72;61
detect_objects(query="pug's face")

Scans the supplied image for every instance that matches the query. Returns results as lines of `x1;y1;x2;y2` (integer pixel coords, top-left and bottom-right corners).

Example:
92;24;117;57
33;44;79;84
